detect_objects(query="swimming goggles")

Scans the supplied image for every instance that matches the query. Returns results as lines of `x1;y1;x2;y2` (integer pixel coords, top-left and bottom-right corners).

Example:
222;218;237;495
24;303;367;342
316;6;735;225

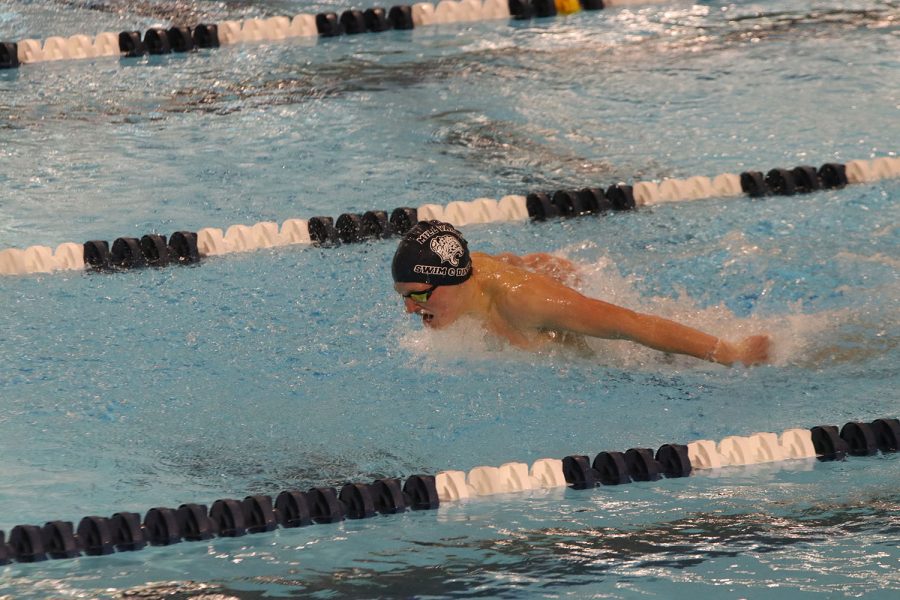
402;285;438;303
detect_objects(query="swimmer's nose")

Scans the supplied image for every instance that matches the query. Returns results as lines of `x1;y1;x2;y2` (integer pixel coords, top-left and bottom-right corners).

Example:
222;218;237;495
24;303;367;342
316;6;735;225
403;297;418;313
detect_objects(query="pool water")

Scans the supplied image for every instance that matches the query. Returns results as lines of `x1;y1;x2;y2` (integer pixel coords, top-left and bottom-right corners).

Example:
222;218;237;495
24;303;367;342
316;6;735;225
1;0;899;598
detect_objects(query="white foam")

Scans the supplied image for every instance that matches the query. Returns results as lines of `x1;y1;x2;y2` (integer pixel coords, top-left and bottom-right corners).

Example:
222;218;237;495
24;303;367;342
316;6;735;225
396;316;532;372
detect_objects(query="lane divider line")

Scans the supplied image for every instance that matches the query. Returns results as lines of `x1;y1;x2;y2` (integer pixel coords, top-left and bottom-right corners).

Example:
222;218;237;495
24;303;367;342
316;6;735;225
0;2;670;69
0;0;604;69
1;156;898;277
1;417;895;564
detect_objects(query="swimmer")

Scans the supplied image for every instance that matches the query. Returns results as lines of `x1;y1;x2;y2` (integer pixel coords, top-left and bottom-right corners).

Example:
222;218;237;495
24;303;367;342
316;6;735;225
392;220;771;366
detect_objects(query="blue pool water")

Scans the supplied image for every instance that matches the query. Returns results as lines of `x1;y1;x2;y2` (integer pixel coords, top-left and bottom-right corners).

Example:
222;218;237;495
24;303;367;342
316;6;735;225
1;0;899;598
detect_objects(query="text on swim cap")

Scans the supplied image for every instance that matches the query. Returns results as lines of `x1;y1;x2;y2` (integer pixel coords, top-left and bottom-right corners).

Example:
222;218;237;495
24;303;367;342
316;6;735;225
415;222;460;245
413;263;472;278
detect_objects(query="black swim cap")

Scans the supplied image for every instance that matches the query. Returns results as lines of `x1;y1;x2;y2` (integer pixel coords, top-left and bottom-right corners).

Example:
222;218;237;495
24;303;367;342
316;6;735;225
391;220;472;286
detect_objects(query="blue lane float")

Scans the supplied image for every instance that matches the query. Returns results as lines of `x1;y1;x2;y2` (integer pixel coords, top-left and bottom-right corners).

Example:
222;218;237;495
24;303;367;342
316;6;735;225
0;417;895;566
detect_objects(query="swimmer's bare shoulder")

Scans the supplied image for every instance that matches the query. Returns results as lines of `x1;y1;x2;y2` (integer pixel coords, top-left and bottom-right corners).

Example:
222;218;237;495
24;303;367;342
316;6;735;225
475;251;580;285
471;260;594;356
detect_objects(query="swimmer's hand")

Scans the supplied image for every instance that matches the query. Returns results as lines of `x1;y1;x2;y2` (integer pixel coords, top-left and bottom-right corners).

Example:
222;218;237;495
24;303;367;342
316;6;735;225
715;335;771;366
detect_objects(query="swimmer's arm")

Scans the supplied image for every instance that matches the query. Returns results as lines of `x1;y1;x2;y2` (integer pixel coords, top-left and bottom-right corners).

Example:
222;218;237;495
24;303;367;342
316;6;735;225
507;282;769;366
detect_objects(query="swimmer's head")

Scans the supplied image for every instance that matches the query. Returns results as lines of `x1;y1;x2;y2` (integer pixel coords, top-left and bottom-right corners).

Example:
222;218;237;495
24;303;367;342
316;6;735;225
391;220;472;286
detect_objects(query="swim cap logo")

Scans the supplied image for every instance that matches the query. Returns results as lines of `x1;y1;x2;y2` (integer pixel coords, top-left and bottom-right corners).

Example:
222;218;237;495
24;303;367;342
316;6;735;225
430;235;464;266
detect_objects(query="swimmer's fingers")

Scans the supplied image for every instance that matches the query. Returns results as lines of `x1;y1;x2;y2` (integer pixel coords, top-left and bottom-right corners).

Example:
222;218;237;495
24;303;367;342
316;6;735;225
738;335;771;366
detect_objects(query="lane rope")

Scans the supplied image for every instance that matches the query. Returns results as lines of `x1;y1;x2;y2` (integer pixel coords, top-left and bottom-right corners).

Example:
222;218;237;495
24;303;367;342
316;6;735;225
1;156;898;277
1;417;896;564
0;1;667;70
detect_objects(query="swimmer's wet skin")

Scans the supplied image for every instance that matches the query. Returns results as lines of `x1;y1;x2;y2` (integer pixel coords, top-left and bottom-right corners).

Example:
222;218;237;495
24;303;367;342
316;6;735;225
392;220;771;366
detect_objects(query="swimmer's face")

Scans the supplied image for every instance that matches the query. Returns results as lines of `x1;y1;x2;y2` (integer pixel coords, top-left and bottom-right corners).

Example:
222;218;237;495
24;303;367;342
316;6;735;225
394;282;463;329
